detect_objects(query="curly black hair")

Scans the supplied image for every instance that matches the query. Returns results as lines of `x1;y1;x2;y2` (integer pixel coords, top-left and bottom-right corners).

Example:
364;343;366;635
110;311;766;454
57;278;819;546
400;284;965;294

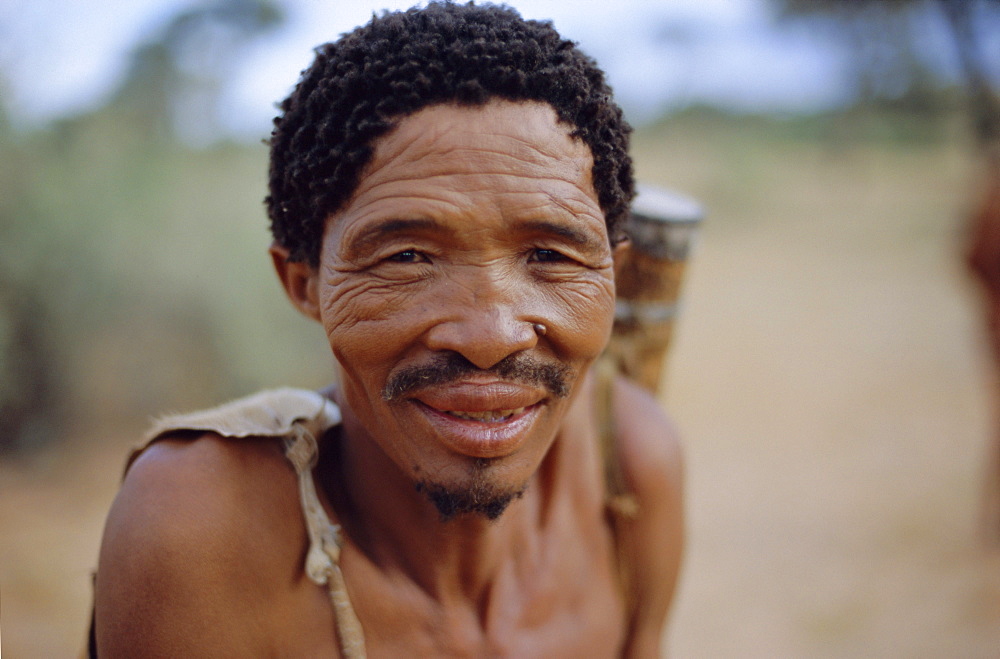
267;1;634;266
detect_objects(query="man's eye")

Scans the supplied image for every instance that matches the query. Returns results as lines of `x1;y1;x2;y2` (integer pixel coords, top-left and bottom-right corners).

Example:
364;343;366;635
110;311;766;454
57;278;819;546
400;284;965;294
530;249;568;263
386;250;426;263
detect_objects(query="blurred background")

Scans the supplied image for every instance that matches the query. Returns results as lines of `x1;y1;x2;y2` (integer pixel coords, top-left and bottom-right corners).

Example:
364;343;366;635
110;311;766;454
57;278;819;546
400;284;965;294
2;0;999;655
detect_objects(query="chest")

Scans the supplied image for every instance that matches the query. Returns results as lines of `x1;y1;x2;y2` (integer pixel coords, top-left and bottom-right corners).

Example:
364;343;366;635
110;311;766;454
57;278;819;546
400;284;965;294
276;516;626;658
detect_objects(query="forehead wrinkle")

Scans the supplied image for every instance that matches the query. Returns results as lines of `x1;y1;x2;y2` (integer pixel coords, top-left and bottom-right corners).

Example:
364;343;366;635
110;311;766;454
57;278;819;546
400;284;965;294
495;189;605;234
442;131;586;165
361;121;427;180
376;173;589;194
368;114;589;177
542;190;604;226
363;149;588;186
489;131;591;171
338;187;475;227
346;168;595;222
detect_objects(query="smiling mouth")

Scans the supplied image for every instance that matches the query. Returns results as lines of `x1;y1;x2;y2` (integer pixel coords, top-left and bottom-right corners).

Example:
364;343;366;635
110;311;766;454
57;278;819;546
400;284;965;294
443;407;527;422
410;397;541;458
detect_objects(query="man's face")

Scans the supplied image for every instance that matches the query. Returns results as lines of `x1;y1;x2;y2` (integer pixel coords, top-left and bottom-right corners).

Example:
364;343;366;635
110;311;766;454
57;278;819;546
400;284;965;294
315;100;615;518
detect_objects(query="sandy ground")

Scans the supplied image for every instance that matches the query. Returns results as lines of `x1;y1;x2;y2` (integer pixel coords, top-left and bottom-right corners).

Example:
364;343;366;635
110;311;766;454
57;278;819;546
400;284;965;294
664;214;1000;657
3;130;1000;656
653;136;1000;656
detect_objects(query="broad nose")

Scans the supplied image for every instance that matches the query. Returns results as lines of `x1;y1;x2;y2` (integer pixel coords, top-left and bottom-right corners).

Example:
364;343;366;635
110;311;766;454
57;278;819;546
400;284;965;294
423;277;540;370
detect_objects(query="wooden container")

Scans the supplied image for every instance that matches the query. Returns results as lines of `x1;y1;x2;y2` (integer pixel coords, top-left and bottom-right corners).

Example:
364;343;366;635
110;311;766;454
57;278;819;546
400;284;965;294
608;183;703;393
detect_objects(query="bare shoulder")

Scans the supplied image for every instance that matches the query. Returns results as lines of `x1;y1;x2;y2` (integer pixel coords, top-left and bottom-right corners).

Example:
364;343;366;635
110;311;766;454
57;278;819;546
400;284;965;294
611;375;684;501
94;433;305;656
611;376;685;658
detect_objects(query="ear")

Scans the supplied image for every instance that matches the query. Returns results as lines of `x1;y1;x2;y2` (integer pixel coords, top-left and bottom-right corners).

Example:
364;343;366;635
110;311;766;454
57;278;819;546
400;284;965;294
269;243;321;322
611;237;631;279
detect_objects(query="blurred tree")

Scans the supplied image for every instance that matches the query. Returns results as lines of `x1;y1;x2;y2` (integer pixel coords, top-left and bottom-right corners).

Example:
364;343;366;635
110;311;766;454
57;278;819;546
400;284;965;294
936;0;1000;156
771;0;954;112
0;272;62;455
108;0;283;143
0;0;285;455
0;105;65;455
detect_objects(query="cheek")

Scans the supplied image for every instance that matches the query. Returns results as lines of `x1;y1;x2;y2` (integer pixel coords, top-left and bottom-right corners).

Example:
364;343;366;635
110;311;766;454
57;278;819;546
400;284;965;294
316;280;411;392
319;268;425;343
537;275;616;359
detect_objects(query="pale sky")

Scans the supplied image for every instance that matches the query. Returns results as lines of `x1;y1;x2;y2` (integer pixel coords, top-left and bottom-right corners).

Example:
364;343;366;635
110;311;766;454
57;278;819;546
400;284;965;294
0;0;972;136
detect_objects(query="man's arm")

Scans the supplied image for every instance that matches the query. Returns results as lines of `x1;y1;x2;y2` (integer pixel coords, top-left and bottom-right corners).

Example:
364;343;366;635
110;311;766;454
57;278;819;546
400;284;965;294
612;376;685;658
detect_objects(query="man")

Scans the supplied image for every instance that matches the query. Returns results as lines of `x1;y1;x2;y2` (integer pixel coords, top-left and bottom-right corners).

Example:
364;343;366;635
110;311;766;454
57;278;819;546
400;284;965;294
93;3;684;656
938;0;1000;548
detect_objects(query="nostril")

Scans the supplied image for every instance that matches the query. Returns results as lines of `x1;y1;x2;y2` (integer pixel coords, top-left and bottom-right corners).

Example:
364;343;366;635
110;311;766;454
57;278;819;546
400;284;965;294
422;312;541;371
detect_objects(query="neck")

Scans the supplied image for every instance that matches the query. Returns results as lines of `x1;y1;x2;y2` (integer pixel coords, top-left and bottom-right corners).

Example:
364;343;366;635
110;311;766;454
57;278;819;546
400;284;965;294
319;403;562;607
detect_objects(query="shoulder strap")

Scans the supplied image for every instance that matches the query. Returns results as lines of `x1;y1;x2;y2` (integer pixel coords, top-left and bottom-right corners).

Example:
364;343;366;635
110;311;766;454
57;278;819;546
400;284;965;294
283;423;367;658
593;355;641;625
594;356;639;518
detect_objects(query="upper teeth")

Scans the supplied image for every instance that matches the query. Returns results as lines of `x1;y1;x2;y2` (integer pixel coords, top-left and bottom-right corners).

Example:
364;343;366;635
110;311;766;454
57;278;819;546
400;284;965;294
446;407;525;422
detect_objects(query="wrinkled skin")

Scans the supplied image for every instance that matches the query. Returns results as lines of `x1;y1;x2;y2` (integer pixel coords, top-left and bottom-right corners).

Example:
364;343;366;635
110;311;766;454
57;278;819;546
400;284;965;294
95;100;683;658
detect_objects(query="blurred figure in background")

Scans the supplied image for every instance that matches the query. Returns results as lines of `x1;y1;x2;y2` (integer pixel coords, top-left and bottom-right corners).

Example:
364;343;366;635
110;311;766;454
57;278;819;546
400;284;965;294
967;160;1000;545
939;0;1000;546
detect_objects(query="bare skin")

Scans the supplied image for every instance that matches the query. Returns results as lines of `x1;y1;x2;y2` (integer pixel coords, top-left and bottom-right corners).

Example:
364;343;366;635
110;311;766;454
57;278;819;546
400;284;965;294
95;101;684;657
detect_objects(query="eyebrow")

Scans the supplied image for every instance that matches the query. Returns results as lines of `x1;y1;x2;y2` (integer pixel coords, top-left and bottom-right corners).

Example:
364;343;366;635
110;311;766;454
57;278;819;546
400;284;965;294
519;219;604;252
347;217;441;254
345;216;604;253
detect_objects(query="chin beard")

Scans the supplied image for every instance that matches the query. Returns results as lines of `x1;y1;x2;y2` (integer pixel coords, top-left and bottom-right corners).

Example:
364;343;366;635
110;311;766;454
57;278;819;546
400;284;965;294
414;458;526;522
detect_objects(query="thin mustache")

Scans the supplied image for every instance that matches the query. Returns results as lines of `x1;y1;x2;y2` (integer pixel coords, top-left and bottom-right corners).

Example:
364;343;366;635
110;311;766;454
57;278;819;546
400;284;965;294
381;353;571;401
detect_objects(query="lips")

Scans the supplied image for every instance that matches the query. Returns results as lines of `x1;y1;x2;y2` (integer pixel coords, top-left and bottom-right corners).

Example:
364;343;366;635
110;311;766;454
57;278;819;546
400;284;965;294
413;380;543;413
404;382;546;458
